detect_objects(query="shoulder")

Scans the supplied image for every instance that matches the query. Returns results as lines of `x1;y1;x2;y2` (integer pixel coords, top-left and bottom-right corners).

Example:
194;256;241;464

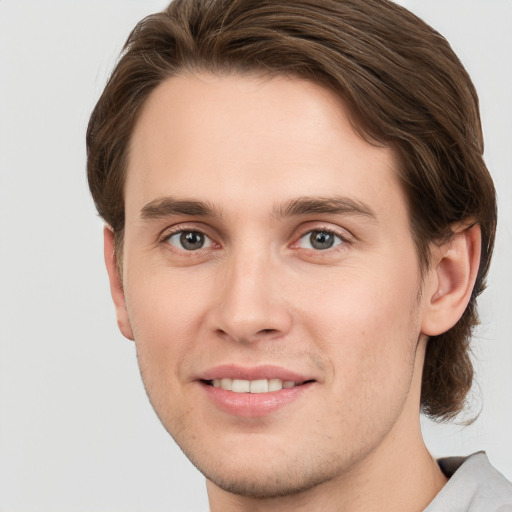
424;452;512;512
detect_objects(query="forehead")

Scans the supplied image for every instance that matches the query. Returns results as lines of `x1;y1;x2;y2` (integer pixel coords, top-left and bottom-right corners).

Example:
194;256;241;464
126;73;406;227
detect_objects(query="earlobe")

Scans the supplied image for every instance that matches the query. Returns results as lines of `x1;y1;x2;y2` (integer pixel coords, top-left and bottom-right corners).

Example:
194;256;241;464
421;224;481;337
103;226;134;341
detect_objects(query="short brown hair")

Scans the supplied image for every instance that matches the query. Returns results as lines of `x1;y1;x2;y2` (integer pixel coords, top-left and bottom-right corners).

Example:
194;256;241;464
87;0;497;421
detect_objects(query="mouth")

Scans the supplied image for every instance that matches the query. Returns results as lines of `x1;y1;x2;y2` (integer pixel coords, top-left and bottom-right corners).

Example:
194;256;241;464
202;377;315;394
197;365;317;416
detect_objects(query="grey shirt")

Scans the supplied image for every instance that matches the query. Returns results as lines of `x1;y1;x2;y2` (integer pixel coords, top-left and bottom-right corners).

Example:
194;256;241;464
425;452;512;511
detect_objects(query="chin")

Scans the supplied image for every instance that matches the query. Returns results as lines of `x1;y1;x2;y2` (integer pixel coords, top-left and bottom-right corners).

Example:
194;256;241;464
183;442;341;499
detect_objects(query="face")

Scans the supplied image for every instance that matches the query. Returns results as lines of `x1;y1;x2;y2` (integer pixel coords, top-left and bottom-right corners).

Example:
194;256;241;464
117;73;431;498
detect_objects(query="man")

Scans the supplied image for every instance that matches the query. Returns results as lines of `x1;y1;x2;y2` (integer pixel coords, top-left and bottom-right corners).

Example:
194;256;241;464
86;0;512;510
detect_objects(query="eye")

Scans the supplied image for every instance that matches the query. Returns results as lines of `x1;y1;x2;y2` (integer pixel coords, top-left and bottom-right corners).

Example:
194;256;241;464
298;230;344;250
165;230;213;251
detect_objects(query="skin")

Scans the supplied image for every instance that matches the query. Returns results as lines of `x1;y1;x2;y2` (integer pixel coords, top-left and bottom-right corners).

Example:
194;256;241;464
105;73;481;511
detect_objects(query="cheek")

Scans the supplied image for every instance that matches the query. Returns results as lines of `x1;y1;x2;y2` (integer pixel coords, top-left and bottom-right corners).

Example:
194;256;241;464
299;262;421;393
124;273;210;435
124;270;210;384
300;258;419;338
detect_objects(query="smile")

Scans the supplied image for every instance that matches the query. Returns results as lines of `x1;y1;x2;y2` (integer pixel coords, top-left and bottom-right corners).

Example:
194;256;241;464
198;365;317;416
208;378;303;393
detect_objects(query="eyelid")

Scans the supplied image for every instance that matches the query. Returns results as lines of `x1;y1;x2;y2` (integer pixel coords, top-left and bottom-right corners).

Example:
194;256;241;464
159;222;213;242
166;231;214;250
158;223;220;253
291;222;354;246
297;229;343;249
157;221;353;255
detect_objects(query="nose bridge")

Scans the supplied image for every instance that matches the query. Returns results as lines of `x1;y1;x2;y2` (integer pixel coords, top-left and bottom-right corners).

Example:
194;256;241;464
211;242;291;343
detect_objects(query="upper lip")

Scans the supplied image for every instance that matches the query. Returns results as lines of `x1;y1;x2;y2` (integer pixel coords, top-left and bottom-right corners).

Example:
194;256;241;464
197;364;316;383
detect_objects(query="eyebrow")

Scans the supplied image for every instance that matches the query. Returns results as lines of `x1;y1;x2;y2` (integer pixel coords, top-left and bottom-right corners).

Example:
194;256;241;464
139;195;377;222
273;196;378;222
139;197;221;220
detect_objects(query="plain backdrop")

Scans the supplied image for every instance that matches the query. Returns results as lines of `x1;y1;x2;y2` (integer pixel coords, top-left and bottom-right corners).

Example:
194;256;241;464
0;1;511;511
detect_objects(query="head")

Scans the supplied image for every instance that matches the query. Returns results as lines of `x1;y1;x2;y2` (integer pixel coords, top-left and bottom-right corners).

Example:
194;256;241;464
87;0;496;500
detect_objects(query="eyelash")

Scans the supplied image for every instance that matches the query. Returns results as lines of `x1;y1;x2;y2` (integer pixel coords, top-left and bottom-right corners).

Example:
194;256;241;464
159;225;352;256
293;226;350;254
159;225;218;256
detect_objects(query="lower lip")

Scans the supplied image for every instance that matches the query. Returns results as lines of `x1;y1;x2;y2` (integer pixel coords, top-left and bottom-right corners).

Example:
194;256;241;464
200;382;313;417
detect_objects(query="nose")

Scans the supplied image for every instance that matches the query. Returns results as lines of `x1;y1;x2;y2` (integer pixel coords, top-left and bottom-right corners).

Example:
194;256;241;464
208;250;293;344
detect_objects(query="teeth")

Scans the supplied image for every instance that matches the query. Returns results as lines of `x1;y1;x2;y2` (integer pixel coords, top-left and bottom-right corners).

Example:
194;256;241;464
220;378;231;389
211;378;298;393
232;379;250;393
268;379;283;392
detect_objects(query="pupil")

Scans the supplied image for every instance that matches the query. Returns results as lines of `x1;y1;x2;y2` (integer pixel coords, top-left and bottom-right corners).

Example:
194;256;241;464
180;231;204;250
310;231;334;250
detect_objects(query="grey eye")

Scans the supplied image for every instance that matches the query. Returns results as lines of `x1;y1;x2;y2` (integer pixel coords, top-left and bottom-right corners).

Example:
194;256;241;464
299;230;343;250
166;231;213;251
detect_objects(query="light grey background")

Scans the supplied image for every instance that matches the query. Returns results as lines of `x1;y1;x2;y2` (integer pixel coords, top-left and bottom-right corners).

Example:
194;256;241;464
0;1;510;511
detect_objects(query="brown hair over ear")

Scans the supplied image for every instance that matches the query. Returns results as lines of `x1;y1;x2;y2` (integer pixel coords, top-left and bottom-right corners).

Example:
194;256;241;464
421;224;482;421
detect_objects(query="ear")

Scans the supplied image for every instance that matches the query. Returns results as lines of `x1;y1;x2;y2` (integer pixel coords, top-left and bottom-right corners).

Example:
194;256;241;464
421;224;481;336
103;226;134;340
